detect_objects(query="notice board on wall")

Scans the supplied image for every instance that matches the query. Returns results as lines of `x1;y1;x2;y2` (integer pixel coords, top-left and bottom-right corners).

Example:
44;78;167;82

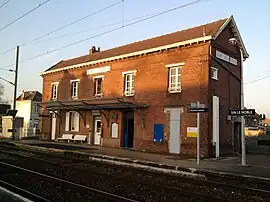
111;122;118;138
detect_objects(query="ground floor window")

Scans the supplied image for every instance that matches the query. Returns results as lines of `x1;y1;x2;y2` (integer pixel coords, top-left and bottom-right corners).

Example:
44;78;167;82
65;111;79;131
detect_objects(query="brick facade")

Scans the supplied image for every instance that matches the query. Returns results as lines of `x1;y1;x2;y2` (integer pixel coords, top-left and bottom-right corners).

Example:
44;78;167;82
41;18;247;157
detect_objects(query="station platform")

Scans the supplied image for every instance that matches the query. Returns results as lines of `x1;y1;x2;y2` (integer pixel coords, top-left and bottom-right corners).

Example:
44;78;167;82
1;139;270;179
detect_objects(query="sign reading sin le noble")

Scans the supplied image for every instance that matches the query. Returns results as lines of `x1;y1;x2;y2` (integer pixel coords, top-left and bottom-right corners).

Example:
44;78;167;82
229;109;255;116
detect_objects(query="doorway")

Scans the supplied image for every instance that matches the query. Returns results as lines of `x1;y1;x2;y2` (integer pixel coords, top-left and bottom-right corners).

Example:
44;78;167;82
94;117;102;145
123;111;134;148
51;113;56;140
233;122;241;153
164;108;183;154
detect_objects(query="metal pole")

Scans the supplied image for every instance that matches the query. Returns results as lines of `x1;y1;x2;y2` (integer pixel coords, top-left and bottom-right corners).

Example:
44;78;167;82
197;101;200;165
12;45;19;140
239;48;246;166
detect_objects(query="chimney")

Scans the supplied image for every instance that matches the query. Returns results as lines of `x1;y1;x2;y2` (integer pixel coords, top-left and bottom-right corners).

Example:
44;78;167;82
202;25;206;37
89;46;100;55
21;90;25;100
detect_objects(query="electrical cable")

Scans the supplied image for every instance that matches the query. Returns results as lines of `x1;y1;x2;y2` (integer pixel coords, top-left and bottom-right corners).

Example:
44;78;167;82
0;0;52;32
1;0;208;68
0;0;10;9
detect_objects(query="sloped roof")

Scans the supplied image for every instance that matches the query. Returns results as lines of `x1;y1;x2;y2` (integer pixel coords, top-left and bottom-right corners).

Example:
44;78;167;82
46;18;227;72
16;91;42;102
43;16;248;75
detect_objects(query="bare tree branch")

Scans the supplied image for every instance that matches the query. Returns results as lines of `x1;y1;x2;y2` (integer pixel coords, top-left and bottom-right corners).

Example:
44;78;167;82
0;83;6;103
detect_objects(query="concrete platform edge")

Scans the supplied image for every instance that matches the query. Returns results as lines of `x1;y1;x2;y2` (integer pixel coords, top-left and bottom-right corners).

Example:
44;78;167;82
11;143;270;181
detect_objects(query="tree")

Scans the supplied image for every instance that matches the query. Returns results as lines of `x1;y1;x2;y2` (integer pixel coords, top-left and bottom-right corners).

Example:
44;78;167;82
0;82;6;103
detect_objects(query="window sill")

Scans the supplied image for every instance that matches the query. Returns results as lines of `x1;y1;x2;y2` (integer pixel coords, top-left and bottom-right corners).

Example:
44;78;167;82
94;94;103;97
124;91;135;97
71;96;79;100
168;90;182;94
124;93;135;97
51;98;57;101
212;77;219;81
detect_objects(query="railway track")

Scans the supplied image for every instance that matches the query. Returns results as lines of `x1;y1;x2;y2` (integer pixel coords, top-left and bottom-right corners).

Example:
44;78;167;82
0;179;51;202
0;161;139;202
1;144;270;201
1;143;270;190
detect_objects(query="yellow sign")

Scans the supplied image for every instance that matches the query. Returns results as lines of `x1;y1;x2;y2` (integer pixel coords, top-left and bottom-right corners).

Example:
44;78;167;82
187;127;198;137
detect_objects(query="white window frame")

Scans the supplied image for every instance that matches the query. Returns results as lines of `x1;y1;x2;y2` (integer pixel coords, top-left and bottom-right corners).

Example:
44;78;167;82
123;71;136;96
168;66;182;93
211;67;218;80
34;104;39;114
70;79;79;99
93;75;104;96
65;111;79;132
51;82;59;100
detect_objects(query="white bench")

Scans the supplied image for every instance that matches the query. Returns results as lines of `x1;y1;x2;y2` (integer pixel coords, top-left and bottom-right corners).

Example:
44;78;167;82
58;134;73;143
72;135;87;144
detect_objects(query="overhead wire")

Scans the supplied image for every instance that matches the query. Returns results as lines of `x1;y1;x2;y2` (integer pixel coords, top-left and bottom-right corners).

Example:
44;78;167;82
21;12;162;47
0;76;14;85
244;74;270;85
0;67;15;72
0;0;10;9
1;0;123;53
30;0;123;42
0;0;52;32
0;48;15;57
1;0;208;68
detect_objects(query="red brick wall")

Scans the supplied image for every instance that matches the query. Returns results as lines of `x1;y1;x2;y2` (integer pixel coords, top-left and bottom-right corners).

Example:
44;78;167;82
42;42;211;156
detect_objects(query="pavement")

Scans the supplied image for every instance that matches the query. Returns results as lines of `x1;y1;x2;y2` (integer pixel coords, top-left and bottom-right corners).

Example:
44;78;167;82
1;139;270;180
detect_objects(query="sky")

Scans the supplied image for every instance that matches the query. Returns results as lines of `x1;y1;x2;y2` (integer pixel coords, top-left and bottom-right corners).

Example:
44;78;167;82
0;0;269;116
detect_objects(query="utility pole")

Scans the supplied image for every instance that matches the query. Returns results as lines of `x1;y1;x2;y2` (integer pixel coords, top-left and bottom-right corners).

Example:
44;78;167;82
239;47;246;166
12;45;19;140
196;101;200;165
228;37;247;166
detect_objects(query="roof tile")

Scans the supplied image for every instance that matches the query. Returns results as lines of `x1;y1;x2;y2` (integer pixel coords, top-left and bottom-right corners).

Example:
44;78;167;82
47;18;227;71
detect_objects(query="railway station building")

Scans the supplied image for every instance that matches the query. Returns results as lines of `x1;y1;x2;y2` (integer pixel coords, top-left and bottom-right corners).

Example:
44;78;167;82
40;16;248;157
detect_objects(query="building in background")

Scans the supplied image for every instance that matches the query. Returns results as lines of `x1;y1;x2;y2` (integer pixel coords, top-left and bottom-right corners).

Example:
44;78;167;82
0;104;11;135
13;91;42;137
40;16;248;157
245;111;266;137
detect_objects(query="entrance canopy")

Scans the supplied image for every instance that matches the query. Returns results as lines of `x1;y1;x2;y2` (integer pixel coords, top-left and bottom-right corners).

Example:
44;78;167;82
42;97;148;111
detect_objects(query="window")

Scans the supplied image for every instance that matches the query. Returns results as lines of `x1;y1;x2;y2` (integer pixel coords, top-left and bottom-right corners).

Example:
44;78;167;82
65;111;79;131
70;79;79;99
34;104;39;114
211;67;218;80
51;83;58;100
169;67;181;93
122;71;136;96
93;76;104;96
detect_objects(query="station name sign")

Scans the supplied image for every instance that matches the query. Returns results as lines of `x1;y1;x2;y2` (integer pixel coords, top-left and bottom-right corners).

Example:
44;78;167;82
188;108;208;113
229;109;255;116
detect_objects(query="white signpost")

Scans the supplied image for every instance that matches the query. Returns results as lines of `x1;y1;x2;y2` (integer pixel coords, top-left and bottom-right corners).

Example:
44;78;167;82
188;102;208;165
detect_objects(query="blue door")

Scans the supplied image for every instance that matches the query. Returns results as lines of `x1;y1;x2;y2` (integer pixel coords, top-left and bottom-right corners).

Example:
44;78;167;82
153;124;164;143
123;119;129;147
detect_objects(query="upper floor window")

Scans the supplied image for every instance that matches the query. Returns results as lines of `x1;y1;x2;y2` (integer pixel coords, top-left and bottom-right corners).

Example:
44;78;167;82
93;75;104;96
122;70;136;96
168;66;182;93
211;67;218;80
51;82;59;100
70;79;79;99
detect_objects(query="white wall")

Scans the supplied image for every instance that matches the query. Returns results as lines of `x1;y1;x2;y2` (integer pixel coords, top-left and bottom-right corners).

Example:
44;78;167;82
16;100;31;128
10;100;41;129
